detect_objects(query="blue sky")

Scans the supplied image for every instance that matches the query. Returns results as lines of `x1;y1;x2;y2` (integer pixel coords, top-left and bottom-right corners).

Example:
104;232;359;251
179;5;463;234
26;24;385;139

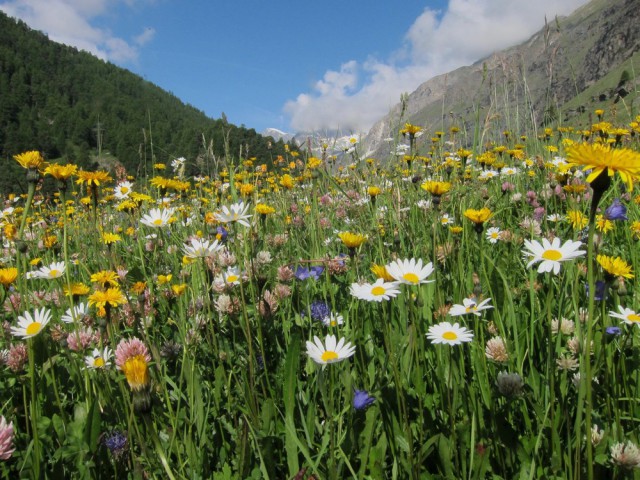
1;0;590;134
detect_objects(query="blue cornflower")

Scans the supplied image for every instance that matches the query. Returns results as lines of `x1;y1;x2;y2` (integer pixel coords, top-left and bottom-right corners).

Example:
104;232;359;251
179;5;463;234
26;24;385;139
605;326;622;336
585;280;608;301
294;265;324;281
103;431;129;460
604;198;628;221
308;301;331;322
216;226;228;242
353;390;375;410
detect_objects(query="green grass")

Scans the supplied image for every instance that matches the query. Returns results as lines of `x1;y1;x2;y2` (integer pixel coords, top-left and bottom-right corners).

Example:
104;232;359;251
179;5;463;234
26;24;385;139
0;112;639;479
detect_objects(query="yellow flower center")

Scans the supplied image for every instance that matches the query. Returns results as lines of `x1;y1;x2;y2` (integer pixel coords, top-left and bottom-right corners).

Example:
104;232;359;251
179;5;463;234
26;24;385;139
49;269;59;278
94;357;105;368
371;286;386;296
628;314;640;323
26;322;42;336
542;250;562;261
403;273;420;284
321;350;339;362
153;218;163;226
465;306;477;313
226;275;238;283
121;187;129;194
442;331;458;341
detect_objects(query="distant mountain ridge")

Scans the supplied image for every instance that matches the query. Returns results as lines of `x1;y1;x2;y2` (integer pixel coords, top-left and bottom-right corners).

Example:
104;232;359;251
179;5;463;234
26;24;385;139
362;0;640;159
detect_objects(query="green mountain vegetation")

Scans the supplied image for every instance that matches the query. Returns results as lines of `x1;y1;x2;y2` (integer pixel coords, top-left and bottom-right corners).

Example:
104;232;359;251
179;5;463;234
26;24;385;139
0;12;285;193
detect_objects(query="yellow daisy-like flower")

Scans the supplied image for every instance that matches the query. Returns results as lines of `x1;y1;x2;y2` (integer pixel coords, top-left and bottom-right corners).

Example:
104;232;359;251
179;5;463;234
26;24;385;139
400;123;422;137
90;270;119;287
596;254;634;279
338;232;367;249
131;281;147;295
566;143;640;191
595;215;614;234
64;282;91;297
44;163;78;180
0;267;18;287
14;151;46;170
121;355;150;391
75;170;112;187
463;208;492;224
421;180;452;196
102;233;122;245
88;287;127;316
171;284;187;296
631;220;640;240
370;264;395;282
255;203;276;215
158;274;172;285
566;210;588;230
367;186;381;197
280;174;295;189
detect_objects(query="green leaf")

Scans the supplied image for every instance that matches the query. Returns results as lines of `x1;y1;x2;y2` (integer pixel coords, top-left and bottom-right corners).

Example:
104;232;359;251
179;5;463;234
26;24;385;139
83;398;101;454
283;331;301;476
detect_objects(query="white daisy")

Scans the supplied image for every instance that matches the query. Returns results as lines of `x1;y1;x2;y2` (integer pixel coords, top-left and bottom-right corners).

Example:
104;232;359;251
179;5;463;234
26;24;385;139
306;334;355;364
609;305;640;325
114;181;134;199
33;261;66;280
485;227;501;244
222;266;242;285
440;213;453;226
214;201;252;228
500;167;519;176
478;170;499;181
183;237;222;259
61;302;89;324
522;237;585;275
449;297;493;317
546;214;564;223
11;308;52;338
140;208;174;228
84;347;113;369
427;322;474;345
385;258;435;285
350;278;401;302
322;313;344;327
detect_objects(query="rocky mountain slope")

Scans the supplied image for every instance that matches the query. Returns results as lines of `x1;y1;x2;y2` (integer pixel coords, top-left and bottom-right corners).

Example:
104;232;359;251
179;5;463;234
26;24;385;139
363;0;640;158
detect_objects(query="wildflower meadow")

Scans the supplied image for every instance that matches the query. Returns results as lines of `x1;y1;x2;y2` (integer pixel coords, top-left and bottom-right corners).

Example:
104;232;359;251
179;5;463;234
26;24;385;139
1;113;640;479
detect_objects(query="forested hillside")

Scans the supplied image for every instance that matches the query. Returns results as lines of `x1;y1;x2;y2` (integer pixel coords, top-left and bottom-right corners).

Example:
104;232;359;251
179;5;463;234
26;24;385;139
0;12;284;193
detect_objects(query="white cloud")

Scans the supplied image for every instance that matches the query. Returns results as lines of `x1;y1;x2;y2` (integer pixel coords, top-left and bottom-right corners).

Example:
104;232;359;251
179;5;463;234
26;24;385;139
284;0;590;133
0;0;154;63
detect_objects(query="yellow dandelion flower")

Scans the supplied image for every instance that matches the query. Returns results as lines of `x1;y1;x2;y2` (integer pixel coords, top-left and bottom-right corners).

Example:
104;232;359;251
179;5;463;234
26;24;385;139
103;233;122;245
64;282;91;297
566;143;640;192
596;255;634;279
44;163;77;180
595;215;614;234
463;208;492;224
338;232;367;249
90;270;119;287
0;267;18;287
566;210;588;230
421;181;451;196
370;264;395;282
88;287;127;316
75;170;112;187
14;151;46;170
